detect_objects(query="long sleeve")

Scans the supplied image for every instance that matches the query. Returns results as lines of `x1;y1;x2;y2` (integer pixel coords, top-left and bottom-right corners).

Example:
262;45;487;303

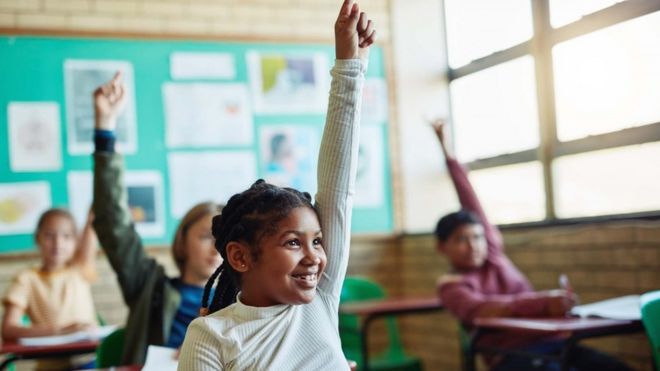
315;59;366;300
445;158;503;254
438;280;555;324
92;152;162;306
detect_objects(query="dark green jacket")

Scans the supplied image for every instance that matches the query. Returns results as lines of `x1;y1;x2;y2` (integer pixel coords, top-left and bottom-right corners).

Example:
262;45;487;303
93;153;181;365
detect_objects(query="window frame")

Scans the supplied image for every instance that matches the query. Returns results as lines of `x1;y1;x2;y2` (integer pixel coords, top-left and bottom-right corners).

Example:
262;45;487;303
443;0;660;224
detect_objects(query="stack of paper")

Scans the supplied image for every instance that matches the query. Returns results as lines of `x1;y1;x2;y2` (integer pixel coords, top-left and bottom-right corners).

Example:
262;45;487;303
571;295;641;320
18;325;117;346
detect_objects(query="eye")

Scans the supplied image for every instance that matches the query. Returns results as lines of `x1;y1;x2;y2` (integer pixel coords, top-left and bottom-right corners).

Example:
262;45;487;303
285;239;301;248
313;238;323;246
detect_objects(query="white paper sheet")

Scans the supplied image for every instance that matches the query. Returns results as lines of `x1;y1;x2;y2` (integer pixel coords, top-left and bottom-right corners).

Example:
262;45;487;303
0;182;51;235
571;295;641;320
259;125;319;194
8;102;62;172
163;83;253;147
67;170;165;237
64;59;137;154
355;125;385;208
19;325;117;346
142;345;178;371
247;51;329;114
168;151;257;217
170;51;236;80
67;171;93;231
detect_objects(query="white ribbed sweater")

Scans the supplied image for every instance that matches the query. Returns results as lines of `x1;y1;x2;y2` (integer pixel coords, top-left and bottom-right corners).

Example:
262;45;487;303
177;59;366;371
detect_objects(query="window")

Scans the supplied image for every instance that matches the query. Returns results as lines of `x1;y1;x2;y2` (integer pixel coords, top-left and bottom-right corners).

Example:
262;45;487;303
553;11;660;141
450;56;539;161
444;0;533;68
444;0;660;224
549;0;628;28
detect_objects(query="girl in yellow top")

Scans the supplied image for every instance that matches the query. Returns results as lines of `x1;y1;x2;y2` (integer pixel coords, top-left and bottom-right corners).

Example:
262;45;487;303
2;208;98;341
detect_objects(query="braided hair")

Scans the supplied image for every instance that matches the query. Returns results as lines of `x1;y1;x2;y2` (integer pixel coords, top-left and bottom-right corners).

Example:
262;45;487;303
201;179;316;314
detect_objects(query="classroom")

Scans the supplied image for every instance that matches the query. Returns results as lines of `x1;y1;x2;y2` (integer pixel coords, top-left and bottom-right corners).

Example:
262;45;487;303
0;0;659;370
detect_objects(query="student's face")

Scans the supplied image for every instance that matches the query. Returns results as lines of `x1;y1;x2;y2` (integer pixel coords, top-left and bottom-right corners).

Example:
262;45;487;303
184;214;222;282
241;207;326;307
37;216;77;270
438;223;487;270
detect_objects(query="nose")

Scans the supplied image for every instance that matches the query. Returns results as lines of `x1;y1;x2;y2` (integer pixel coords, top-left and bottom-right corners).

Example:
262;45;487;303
302;246;321;265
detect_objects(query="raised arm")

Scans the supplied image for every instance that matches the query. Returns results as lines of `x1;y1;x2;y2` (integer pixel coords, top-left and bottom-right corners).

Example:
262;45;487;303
431;120;503;251
71;209;98;280
315;0;374;298
92;72;161;305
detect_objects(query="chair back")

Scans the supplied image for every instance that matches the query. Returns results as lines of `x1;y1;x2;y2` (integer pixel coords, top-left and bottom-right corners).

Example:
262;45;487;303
339;277;408;369
95;327;125;368
641;290;660;370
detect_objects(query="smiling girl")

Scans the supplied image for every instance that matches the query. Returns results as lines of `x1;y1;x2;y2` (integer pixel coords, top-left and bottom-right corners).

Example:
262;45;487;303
177;1;376;369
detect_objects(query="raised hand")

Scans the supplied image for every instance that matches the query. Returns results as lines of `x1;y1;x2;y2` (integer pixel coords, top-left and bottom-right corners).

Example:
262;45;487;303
334;0;376;61
430;118;454;159
94;71;126;131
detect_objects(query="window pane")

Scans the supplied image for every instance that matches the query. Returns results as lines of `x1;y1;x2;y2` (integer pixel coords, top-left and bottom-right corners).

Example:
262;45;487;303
553;11;660;141
444;0;533;68
470;162;546;224
550;0;627;28
554;142;660;218
451;56;540;161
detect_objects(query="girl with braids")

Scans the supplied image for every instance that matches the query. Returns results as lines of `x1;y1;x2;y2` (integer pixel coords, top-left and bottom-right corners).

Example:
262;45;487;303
178;1;376;369
92;73;223;364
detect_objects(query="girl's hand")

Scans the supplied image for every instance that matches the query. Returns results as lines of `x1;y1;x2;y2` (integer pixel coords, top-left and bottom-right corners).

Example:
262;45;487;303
94;71;126;131
335;0;376;61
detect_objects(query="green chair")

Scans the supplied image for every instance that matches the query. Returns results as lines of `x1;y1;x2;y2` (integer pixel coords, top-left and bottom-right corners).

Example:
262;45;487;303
641;290;660;371
95;328;125;368
339;276;423;371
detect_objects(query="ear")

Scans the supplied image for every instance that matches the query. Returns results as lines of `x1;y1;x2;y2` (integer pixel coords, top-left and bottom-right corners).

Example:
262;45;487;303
436;240;446;254
226;241;252;273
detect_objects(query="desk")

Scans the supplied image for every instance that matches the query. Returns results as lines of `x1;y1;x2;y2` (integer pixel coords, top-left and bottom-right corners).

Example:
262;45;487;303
0;339;99;370
467;317;644;371
339;296;443;371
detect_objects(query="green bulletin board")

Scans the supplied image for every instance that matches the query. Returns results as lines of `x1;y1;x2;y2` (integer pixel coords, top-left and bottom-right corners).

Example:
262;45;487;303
0;35;393;253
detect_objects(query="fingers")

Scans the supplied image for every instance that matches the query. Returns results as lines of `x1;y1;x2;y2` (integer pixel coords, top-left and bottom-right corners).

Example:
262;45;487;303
357;12;368;34
338;0;353;17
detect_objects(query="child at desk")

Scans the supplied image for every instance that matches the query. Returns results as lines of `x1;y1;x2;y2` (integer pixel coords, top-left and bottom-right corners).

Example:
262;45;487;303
92;73;223;364
177;1;375;369
2;208;98;369
431;120;631;371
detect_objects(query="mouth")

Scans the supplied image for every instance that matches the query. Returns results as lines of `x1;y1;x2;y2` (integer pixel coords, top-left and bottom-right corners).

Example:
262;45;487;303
291;272;318;289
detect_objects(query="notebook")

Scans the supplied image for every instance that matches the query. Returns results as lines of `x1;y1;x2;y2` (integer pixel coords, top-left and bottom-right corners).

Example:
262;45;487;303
570;295;641;320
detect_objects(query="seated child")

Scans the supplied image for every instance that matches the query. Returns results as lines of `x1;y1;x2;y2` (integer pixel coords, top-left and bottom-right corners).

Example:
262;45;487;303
177;1;376;369
431;120;632;371
2;208;98;369
92;75;223;364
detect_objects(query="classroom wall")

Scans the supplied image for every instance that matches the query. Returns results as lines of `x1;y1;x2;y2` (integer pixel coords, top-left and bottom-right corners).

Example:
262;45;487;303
1;1;658;371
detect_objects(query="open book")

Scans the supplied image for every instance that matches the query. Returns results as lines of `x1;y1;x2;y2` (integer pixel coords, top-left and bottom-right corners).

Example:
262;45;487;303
18;325;117;346
570;295;641;320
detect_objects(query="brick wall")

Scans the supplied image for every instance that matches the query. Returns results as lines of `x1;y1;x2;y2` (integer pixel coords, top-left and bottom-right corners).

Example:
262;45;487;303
0;0;391;42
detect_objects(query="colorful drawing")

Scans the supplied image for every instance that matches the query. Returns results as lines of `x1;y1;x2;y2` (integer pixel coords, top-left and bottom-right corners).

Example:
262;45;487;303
248;51;329;114
259;125;319;194
0;182;51;235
